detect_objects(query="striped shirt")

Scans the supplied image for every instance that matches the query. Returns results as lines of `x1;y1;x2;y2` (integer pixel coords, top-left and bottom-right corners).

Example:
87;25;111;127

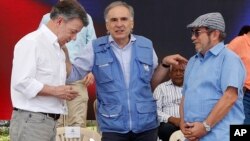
153;80;182;123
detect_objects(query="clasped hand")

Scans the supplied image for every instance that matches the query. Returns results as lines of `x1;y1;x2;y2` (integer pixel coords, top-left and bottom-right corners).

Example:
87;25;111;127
55;85;79;101
180;122;207;141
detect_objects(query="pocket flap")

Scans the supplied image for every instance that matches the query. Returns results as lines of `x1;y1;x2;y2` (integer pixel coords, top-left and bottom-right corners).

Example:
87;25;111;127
99;104;122;117
95;57;113;66
136;57;152;66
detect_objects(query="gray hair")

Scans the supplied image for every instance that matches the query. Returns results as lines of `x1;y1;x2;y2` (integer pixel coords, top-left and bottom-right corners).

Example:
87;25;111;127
104;1;134;22
50;0;89;26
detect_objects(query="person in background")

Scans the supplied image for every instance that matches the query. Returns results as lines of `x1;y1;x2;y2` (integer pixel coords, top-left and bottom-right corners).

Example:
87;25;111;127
228;25;250;124
65;1;187;141
9;1;88;141
153;65;185;141
179;12;246;141
39;0;96;127
237;25;250;36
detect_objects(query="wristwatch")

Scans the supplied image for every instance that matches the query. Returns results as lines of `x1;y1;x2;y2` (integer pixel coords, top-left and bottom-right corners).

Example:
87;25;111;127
202;121;211;132
161;61;170;68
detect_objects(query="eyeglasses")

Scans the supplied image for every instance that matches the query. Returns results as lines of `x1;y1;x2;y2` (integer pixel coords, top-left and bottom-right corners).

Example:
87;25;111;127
191;29;209;38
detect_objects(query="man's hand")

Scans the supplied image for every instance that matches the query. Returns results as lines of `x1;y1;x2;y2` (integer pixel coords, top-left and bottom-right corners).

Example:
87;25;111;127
151;54;188;90
162;54;188;67
168;116;180;127
82;72;95;86
54;85;79;101
182;122;207;141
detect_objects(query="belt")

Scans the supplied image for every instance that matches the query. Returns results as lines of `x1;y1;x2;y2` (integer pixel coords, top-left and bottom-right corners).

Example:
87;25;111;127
13;107;60;120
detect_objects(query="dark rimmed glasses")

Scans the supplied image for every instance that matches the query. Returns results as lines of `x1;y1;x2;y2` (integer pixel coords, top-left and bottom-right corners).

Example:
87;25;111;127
191;29;209;38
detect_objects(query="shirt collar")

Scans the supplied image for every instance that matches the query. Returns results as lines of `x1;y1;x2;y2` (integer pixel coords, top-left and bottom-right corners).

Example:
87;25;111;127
40;24;59;47
166;80;183;88
195;42;225;58
108;34;136;47
209;42;225;56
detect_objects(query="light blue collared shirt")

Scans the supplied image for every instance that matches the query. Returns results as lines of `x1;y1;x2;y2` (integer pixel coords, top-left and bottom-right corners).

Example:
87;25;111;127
182;42;246;141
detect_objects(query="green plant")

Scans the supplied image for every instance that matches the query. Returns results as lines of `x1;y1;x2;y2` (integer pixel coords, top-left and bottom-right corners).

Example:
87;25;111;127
0;135;10;141
0;126;9;141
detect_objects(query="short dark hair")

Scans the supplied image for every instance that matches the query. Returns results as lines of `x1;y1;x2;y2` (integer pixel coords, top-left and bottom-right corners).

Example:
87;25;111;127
238;25;250;36
50;0;88;26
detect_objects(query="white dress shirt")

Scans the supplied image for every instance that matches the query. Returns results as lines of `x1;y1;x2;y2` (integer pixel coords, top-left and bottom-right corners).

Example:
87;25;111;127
153;80;182;122
11;24;67;114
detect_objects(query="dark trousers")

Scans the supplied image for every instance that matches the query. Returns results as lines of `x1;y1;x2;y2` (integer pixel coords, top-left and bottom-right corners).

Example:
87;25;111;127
158;122;179;141
101;128;158;141
244;90;250;124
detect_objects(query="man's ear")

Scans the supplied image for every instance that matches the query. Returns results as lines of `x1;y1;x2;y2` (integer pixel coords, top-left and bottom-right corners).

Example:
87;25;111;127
55;16;64;26
106;22;110;34
211;30;220;40
130;20;134;30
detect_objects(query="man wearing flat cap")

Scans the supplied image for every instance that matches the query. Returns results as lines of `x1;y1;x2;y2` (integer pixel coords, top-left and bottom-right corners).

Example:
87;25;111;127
179;12;246;141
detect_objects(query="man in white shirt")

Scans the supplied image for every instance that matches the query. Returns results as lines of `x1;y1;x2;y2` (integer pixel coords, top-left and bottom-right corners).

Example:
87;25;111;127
153;65;185;141
9;1;88;141
39;0;96;127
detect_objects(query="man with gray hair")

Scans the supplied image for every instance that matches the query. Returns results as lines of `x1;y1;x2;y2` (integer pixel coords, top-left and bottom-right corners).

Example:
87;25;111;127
179;12;246;141
39;0;96;128
9;1;88;141
65;1;188;141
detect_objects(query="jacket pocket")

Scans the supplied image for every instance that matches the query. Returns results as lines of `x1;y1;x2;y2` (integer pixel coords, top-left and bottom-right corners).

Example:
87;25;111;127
136;100;157;129
98;104;125;131
94;57;113;83
136;57;153;83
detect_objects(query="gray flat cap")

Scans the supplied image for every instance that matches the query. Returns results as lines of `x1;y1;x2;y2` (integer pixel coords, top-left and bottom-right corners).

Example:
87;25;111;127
187;12;225;32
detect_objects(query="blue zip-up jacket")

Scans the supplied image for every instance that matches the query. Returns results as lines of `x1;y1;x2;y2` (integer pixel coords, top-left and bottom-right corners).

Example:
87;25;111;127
92;35;158;133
